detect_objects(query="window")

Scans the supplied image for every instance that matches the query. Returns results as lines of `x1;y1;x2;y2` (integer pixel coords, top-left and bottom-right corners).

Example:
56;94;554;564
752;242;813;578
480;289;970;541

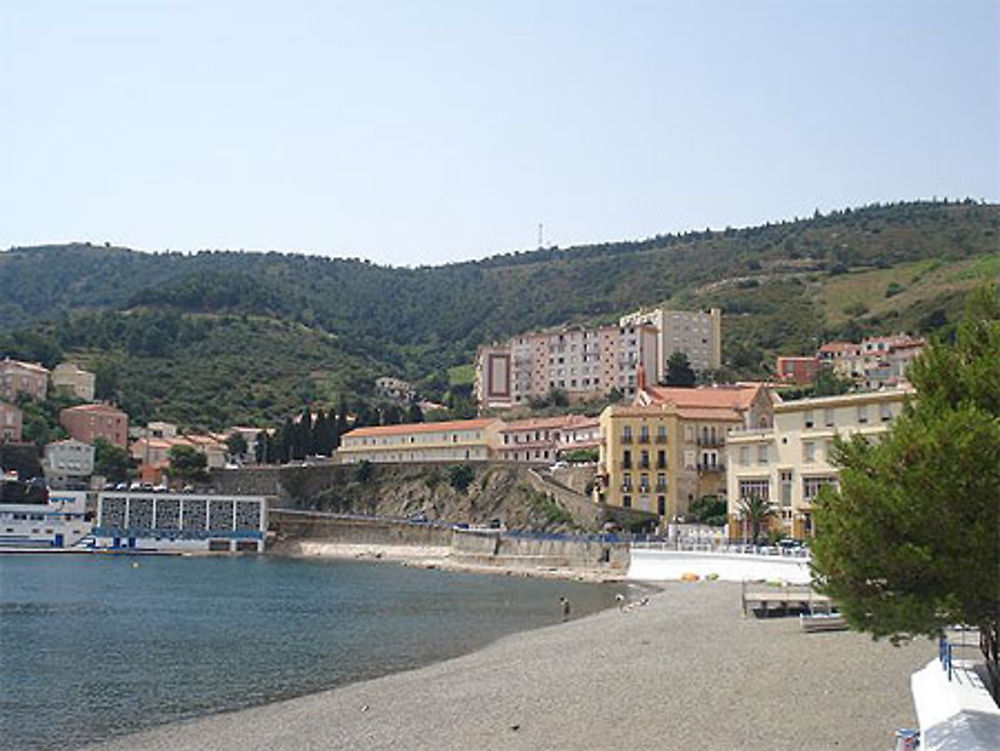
640;450;649;469
639;474;649;492
803;441;815;462
656;426;667;443
803;411;814;429
824;408;835;427
656;473;666;491
780;471;793;507
739;446;750;466
857;405;868;424
639;426;649;443
622;426;633;443
622;472;632;490
657;496;666;516
738;479;770;501
803;476;837;501
880;403;892;422
757;444;769;464
656;450;666;469
622;450;632;469
623;495;632;508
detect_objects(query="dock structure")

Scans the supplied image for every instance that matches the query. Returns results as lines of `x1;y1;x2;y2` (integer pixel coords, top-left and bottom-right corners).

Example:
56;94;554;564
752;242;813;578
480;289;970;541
741;581;833;618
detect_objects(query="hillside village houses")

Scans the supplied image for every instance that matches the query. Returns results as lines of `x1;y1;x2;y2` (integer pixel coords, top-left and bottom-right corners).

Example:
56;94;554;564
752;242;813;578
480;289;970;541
1;401;23;442
43;438;95;487
776;333;924;388
725;388;911;540
51;362;96;402
59;403;129;449
1;357;49;402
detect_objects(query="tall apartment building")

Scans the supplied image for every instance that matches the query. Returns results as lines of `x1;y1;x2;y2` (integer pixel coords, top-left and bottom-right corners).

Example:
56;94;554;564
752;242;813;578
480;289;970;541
725;388;910;540
59;403;129;449
0;358;49;402
475;323;658;409
619;307;722;375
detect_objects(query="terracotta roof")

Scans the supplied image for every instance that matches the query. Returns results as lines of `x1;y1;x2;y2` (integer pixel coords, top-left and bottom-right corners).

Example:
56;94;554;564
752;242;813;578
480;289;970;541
818;342;858;353
62;403;126;415
500;414;599;432
643;385;762;411
345;418;499;438
675;407;742;422
1;358;49;373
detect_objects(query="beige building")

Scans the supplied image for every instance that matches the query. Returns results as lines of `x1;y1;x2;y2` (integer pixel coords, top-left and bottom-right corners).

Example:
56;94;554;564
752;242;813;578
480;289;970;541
725;388;911;540
620;307;722;375
51;362;96;402
0;402;23;442
339;418;503;464
596;381;774;520
1;358;49;402
476;323;658;409
495;414;600;463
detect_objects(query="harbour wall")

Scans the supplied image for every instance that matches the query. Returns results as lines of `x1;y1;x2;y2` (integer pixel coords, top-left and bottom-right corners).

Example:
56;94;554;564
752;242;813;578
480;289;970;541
627;547;813;584
269;510;629;572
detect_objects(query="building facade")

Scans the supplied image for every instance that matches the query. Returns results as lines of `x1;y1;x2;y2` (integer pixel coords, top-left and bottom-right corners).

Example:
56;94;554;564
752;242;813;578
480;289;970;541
43;439;95;486
775;356;820;385
0;358;49;402
51;362;96;402
475;324;658;409
0;402;23;442
596;382;774;520
339;418;503;464
619;307;722;375
725;389;911;540
59;404;129;449
494;415;599;463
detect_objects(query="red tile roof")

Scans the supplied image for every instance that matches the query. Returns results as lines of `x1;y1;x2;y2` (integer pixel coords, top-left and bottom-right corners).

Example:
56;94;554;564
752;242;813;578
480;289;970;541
643;385;762;411
345;418;499;438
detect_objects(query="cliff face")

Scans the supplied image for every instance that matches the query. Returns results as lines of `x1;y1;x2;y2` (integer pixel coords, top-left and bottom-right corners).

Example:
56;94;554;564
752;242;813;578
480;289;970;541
211;463;599;533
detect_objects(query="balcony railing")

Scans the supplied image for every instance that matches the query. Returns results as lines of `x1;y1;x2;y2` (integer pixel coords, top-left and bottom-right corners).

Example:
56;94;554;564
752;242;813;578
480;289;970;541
696;436;724;447
655;435;667;444
638;434;650;444
697;462;726;472
621;435;633;444
622;460;632;469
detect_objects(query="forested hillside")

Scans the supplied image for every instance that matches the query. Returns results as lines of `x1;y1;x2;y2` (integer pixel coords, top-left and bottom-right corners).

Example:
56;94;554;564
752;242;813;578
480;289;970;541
2;200;997;429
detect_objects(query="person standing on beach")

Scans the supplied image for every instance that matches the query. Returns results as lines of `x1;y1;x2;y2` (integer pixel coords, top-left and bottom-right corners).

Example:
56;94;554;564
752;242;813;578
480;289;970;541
559;597;571;621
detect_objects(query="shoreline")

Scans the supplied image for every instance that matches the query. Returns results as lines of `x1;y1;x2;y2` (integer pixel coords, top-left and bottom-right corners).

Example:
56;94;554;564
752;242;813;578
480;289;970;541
88;581;932;751
273;539;628;583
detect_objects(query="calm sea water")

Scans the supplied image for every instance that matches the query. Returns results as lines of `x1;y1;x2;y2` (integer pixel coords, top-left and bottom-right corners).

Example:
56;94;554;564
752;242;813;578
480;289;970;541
0;554;621;750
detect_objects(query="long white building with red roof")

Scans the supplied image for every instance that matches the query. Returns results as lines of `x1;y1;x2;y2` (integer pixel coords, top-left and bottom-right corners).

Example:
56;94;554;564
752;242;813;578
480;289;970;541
339;418;504;464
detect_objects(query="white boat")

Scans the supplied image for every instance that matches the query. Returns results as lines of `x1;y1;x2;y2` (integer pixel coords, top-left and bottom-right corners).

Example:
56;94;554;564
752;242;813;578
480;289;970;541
799;612;848;632
0;479;93;551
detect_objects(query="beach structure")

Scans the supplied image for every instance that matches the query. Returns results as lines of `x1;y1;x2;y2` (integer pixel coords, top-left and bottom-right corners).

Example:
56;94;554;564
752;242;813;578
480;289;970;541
0;482;91;550
725;388;911;540
93;491;267;552
475;322;658;409
338;418;504;464
619;306;722;374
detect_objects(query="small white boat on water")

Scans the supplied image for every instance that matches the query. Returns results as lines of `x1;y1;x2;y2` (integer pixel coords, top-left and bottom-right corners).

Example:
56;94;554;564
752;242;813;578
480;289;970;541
800;612;848;632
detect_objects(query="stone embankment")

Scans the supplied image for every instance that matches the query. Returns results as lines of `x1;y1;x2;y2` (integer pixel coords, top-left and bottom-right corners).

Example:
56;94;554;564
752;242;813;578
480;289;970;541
269;509;629;579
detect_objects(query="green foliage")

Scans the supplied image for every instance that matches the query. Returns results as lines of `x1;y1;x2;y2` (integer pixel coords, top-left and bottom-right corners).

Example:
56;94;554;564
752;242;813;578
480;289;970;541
564;448;598;463
225;431;248;460
811;286;1000;675
664;351;696;387
1;202;997;428
737;495;775;544
688;494;728;526
885;282;904;298
447;464;474;492
354;460;373;485
93;438;133;483
423;466;443;489
530;489;575;527
811;365;852;397
167;444;208;482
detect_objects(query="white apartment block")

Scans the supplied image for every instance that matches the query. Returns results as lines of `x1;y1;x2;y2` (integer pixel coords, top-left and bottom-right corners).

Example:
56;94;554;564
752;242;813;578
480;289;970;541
43;438;95;487
619;307;722;375
725;389;910;540
475;324;658;409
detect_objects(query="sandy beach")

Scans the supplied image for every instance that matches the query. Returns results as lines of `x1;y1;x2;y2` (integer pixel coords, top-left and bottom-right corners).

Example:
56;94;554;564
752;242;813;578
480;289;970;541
89;581;932;751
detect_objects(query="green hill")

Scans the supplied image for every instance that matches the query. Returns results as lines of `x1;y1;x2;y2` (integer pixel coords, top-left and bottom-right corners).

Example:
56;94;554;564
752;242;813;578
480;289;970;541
2;199;997;429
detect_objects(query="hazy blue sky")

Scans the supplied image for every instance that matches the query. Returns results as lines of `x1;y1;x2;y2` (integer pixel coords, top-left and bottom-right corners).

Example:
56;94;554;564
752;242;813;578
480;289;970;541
2;1;998;266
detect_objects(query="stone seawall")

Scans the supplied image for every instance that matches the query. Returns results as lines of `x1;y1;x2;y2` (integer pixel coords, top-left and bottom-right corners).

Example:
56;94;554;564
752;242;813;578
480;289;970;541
269;510;629;573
